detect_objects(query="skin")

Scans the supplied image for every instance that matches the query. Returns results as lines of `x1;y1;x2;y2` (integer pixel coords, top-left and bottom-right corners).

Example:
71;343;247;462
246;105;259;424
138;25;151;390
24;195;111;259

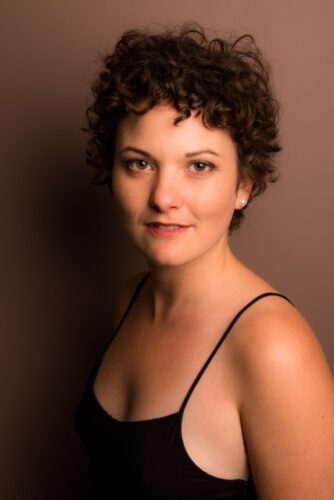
112;104;251;276
94;103;334;499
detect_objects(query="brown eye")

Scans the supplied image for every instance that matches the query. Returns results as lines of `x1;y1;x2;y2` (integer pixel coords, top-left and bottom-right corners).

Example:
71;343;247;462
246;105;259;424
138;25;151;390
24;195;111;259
126;159;152;171
189;161;213;173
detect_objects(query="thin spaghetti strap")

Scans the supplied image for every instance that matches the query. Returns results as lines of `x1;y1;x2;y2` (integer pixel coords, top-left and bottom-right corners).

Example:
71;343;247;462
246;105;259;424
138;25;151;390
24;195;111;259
88;272;150;388
180;292;293;413
111;272;150;341
94;272;150;367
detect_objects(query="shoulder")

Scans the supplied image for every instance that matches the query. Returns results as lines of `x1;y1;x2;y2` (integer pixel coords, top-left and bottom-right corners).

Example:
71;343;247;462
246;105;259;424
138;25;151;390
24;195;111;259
231;294;334;497
232;294;332;384
111;271;148;329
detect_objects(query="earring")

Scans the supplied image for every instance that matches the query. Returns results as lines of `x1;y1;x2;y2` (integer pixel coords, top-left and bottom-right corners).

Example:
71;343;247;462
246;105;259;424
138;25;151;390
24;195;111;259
240;198;248;207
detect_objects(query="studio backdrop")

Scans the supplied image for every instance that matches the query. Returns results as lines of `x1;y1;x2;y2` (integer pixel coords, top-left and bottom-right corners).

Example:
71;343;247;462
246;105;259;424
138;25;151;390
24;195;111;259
1;1;333;498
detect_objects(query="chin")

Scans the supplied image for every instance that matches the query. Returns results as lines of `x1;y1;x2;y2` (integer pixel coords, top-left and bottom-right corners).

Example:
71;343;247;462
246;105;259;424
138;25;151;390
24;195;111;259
145;253;185;268
138;246;190;268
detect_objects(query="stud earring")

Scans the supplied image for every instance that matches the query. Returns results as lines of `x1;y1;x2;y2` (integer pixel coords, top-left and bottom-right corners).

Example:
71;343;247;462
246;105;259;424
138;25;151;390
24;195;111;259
240;198;248;207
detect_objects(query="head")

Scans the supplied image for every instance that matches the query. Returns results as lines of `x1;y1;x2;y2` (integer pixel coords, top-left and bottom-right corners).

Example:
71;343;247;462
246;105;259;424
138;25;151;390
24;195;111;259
85;22;281;232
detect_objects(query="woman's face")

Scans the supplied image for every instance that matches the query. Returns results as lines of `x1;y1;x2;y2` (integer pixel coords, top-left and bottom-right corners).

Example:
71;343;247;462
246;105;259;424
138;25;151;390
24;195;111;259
112;104;250;268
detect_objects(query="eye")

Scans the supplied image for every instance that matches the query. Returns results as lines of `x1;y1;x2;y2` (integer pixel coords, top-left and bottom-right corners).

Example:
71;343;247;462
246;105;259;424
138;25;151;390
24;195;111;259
189;161;214;173
125;159;153;171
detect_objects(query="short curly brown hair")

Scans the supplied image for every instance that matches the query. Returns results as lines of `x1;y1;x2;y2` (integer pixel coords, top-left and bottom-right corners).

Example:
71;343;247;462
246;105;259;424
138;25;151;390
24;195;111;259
85;22;281;230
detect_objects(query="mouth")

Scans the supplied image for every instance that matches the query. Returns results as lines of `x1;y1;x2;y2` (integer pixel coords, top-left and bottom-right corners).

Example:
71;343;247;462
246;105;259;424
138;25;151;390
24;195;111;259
145;222;191;236
147;223;189;229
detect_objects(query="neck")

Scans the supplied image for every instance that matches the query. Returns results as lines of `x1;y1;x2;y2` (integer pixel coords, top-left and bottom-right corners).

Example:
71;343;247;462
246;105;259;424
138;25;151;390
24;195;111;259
146;242;240;322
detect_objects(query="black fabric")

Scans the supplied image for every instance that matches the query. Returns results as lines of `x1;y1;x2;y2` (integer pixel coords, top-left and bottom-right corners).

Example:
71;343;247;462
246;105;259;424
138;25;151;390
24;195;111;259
76;273;291;499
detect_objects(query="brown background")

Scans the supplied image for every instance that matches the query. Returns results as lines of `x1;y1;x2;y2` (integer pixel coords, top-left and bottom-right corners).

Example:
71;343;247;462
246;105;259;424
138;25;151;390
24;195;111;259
1;1;333;498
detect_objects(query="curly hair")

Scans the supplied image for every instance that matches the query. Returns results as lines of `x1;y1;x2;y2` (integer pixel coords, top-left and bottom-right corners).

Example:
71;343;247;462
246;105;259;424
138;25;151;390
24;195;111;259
85;22;281;231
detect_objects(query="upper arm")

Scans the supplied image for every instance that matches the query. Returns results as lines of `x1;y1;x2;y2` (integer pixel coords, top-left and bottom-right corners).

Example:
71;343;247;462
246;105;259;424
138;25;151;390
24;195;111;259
236;302;334;499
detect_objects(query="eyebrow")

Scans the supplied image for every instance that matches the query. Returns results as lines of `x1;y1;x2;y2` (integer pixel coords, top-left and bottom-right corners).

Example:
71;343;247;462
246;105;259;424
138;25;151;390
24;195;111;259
119;147;155;158
119;147;220;158
185;150;220;157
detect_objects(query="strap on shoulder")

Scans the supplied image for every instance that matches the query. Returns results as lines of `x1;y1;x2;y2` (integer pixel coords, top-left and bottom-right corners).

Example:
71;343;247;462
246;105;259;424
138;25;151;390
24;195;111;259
96;272;150;361
180;292;292;413
88;272;150;385
112;272;150;339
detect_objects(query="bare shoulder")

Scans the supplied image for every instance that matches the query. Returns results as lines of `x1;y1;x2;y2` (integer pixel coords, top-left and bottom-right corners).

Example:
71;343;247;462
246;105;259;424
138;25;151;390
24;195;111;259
111;271;148;329
231;295;334;499
233;295;333;383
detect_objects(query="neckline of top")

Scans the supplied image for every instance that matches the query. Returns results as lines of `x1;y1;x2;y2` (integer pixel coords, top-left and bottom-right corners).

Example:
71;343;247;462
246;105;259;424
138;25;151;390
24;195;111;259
91;383;180;425
90;271;292;422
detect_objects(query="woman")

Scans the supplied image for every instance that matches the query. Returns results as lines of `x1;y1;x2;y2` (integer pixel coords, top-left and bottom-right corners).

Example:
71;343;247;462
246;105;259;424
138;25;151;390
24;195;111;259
76;23;334;499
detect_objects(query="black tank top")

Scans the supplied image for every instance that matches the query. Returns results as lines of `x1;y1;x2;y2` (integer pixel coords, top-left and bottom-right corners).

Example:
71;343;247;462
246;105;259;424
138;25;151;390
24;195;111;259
75;273;291;499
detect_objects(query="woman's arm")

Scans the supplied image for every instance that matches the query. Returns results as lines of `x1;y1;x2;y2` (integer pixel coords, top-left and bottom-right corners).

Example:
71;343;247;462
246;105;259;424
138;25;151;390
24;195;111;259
236;300;334;499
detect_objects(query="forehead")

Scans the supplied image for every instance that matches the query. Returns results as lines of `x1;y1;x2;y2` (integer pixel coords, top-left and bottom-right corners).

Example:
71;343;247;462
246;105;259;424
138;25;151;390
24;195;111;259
115;104;237;157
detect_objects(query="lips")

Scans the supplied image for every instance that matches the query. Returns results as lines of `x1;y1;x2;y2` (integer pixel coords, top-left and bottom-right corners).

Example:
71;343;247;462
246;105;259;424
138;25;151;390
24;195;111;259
145;222;191;236
147;222;189;229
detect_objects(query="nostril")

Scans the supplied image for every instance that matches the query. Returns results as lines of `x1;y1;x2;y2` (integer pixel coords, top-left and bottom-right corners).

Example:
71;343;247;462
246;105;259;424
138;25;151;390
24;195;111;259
149;198;164;212
148;183;182;211
149;172;182;212
149;196;181;212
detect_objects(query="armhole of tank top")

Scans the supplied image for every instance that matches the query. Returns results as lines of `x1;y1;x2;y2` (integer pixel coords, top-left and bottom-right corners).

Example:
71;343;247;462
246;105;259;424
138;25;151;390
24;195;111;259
179;292;293;414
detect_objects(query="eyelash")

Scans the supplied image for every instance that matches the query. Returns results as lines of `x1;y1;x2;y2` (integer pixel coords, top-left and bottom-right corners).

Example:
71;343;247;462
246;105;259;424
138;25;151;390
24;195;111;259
189;161;214;173
123;159;215;174
124;159;152;171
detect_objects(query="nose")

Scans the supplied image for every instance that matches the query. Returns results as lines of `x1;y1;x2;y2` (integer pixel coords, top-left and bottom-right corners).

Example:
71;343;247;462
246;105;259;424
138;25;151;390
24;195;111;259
148;170;183;212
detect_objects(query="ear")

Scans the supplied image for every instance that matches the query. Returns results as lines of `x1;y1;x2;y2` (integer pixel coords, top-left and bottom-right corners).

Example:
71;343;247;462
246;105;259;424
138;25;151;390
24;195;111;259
235;177;253;210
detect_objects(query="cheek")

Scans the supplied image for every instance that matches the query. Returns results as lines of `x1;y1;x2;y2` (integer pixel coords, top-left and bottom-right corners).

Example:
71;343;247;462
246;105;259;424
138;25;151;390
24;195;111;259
112;178;145;223
192;183;237;221
114;192;137;220
112;172;132;209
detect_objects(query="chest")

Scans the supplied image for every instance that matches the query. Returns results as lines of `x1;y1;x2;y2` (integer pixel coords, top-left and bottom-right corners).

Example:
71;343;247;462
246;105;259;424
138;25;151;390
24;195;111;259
92;314;250;480
96;313;231;410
